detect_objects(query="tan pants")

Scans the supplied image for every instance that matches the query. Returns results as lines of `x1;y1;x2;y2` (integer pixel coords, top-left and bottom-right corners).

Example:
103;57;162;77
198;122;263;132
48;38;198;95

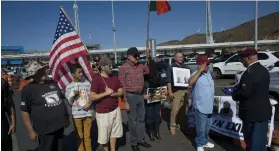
73;117;92;151
170;90;188;128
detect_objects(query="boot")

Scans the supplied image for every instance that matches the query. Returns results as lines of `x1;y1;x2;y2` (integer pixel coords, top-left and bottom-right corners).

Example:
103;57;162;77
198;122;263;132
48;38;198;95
154;122;161;140
146;123;155;141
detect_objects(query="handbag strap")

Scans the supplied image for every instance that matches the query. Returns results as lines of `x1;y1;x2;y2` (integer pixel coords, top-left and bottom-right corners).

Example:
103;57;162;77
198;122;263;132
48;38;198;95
100;74;108;88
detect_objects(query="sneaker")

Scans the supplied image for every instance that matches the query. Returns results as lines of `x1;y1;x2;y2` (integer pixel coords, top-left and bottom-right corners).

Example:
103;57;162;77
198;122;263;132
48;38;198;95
203;142;214;148
170;127;176;135
197;147;204;151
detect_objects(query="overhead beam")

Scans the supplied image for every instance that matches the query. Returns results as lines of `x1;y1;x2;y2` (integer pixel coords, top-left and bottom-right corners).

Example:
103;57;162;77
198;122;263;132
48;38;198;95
2;40;279;59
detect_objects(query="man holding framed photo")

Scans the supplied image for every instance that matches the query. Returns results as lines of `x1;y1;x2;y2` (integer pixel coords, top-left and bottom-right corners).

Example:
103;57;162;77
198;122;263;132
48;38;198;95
166;52;190;135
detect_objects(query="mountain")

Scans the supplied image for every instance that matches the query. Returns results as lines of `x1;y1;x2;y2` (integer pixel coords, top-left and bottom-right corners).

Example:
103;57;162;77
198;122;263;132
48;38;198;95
159;11;279;46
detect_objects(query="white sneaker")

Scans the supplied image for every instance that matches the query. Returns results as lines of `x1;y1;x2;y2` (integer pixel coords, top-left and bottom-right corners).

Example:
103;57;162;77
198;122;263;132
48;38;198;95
197;147;204;151
203;142;214;148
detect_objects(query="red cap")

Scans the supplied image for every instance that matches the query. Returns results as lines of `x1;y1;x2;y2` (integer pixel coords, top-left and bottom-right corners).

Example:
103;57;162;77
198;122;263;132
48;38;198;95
239;48;257;57
197;55;210;65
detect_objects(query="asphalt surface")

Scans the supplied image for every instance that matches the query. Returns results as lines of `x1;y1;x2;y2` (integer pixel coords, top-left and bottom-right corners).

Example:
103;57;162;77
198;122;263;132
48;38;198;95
12;78;246;151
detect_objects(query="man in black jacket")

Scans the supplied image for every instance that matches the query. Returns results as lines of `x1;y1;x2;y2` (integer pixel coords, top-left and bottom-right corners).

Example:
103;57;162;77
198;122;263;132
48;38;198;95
232;48;271;151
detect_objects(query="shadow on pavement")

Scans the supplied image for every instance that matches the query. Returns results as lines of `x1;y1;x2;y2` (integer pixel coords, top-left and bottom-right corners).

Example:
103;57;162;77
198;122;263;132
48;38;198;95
116;122;129;151
62;117;101;151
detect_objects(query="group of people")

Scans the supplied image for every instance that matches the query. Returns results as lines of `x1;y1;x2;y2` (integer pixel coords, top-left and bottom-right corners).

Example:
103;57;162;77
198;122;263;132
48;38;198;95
1;47;272;151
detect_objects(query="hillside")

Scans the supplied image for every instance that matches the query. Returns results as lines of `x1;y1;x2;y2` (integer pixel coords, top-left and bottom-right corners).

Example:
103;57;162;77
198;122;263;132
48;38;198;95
159;11;279;46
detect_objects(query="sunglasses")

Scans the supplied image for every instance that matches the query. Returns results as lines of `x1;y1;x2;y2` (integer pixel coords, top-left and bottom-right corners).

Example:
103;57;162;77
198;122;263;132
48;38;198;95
131;54;140;59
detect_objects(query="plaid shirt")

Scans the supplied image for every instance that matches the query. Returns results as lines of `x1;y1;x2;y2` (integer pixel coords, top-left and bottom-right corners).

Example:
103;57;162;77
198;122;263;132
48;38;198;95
118;61;149;94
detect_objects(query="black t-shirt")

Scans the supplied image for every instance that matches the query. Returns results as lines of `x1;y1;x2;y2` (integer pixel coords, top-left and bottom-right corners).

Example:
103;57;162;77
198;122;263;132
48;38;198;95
20;80;69;135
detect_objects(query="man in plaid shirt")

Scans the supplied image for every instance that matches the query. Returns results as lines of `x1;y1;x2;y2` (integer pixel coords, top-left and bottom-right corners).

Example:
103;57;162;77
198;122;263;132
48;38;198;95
118;47;151;151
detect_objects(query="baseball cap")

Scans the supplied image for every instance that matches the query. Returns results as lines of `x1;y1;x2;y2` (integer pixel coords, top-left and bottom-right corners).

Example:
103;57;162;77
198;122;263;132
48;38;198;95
197;55;210;65
238;48;257;57
99;57;112;66
127;47;140;58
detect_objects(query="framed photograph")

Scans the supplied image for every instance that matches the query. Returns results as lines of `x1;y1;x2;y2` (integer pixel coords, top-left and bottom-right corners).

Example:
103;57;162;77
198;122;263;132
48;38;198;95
147;86;167;104
172;67;191;87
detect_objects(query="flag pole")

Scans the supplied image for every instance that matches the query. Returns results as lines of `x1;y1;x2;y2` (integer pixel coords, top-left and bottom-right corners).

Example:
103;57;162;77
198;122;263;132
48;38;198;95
112;0;117;64
146;0;151;62
254;0;258;50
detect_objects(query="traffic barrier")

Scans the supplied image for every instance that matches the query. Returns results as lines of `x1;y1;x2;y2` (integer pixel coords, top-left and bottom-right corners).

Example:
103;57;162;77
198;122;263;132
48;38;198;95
7;75;13;87
272;130;279;145
233;138;246;150
118;97;125;110
13;76;20;89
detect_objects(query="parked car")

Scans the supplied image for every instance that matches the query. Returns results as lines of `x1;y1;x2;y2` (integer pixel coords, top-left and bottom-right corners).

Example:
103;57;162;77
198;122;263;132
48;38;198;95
272;51;279;59
235;60;279;82
235;70;279;101
213;51;279;79
269;71;279;101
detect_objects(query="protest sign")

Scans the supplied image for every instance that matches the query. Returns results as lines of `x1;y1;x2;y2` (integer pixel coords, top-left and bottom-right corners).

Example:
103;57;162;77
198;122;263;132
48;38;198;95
147;86;167;104
188;96;277;147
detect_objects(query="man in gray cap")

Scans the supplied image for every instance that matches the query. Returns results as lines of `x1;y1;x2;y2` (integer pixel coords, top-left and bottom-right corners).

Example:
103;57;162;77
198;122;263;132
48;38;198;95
91;57;124;151
20;61;69;151
118;47;151;151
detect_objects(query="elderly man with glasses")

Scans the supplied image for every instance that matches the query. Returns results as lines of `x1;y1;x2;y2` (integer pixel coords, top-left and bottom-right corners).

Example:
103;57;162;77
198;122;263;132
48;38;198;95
118;47;151;151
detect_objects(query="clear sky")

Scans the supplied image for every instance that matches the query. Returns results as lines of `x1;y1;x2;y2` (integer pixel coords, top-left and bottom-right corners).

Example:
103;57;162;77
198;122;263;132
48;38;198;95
1;1;279;52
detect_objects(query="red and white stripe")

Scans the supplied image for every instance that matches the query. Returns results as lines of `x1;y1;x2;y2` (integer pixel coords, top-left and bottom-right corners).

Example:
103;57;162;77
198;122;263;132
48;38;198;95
49;31;94;90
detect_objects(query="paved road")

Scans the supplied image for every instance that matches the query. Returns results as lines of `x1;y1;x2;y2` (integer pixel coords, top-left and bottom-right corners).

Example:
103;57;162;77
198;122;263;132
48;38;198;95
12;79;245;151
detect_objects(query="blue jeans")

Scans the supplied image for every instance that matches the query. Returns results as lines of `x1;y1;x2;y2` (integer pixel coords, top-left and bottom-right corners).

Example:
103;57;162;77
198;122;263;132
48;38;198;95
127;93;146;146
195;109;212;147
242;121;268;151
145;102;161;124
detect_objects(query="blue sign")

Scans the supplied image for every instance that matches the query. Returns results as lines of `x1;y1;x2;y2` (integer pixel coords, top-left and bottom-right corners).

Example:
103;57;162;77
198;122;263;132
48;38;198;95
1;46;24;65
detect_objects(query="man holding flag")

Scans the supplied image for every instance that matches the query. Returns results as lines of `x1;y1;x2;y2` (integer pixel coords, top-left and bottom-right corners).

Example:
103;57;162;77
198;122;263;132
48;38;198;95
21;6;95;151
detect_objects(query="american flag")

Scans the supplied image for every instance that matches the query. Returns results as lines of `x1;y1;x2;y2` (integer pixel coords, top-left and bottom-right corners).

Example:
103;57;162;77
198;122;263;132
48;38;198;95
49;7;94;89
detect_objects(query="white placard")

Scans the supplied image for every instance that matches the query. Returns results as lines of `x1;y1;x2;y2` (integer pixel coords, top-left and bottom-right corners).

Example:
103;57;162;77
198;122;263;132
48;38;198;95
172;67;191;87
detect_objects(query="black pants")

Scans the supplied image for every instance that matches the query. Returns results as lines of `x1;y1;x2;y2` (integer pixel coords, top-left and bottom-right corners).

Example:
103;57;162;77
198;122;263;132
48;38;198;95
145;102;161;124
1;117;13;151
36;128;64;151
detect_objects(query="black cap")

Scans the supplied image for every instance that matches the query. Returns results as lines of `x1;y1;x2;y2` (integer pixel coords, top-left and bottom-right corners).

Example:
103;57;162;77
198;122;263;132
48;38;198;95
127;47;140;57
